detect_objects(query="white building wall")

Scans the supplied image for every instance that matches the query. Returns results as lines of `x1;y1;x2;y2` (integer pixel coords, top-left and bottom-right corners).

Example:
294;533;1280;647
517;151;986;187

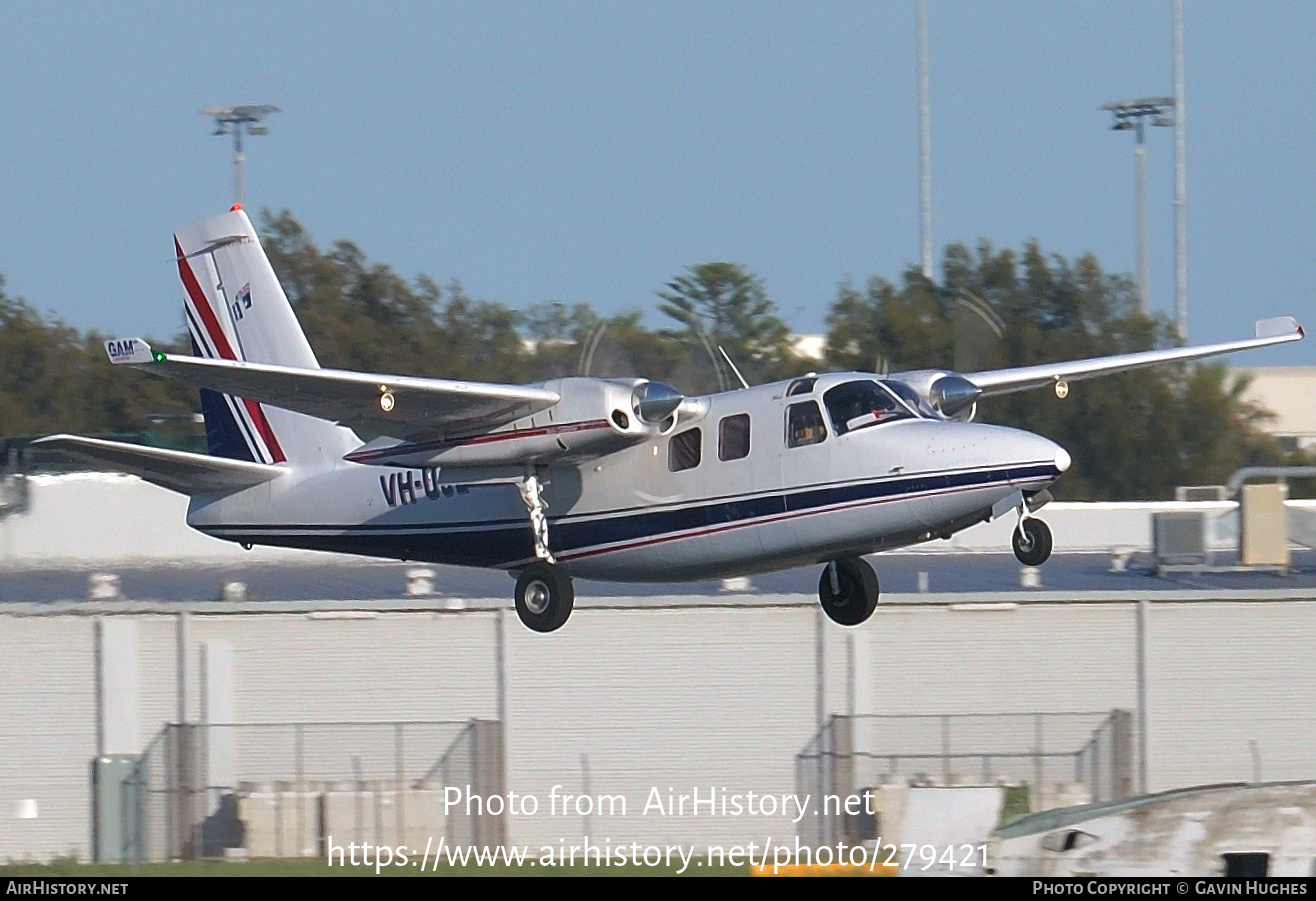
502;604;817;849
1;596;1313;862
1145;600;1316;790
0;616;96;861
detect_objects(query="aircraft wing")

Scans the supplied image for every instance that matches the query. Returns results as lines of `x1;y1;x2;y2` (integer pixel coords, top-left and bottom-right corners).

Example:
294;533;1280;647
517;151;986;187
34;434;283;495
965;317;1304;397
105;339;561;440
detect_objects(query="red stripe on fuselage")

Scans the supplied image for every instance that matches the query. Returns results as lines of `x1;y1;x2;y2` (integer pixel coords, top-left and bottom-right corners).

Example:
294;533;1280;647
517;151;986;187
176;237;286;463
344;420;611;464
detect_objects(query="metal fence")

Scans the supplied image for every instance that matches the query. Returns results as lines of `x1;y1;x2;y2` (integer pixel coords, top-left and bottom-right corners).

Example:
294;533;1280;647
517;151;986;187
119;719;503;861
795;710;1133;847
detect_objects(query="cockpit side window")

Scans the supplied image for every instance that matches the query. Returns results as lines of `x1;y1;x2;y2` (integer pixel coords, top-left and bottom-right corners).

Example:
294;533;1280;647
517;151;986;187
787;401;827;447
823;381;915;435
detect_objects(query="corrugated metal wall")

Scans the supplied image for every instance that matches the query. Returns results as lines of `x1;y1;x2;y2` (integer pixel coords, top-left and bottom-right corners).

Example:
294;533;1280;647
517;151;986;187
2;595;1312;862
0;616;97;860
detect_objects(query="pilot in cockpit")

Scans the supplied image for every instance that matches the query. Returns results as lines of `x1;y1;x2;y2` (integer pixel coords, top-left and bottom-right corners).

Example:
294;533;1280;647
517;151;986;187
829;381;903;435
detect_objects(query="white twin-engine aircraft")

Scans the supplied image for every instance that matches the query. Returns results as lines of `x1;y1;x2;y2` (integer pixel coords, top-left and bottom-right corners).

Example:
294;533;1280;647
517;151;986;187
40;207;1304;632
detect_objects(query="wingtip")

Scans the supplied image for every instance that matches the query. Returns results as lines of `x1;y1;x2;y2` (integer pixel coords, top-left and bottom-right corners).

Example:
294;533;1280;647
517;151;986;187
1255;316;1304;340
104;337;155;365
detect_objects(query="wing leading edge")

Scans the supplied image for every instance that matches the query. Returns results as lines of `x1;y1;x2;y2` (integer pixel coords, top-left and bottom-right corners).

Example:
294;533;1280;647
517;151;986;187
965;317;1304;397
104;339;561;442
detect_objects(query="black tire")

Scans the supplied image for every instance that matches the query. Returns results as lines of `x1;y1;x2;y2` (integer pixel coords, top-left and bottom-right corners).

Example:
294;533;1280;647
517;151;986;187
818;557;880;626
1012;518;1053;567
514;563;575;633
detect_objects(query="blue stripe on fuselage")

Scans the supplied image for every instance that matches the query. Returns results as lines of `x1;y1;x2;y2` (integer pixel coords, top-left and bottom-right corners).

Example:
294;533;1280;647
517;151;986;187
201;462;1060;569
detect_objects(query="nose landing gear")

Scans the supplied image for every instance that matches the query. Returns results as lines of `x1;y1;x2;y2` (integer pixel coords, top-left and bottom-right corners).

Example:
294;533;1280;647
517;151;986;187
1012;517;1053;567
818;557;880;626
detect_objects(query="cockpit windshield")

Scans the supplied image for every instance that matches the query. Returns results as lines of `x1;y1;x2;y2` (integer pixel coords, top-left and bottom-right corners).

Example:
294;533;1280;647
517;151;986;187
823;380;922;435
881;379;938;419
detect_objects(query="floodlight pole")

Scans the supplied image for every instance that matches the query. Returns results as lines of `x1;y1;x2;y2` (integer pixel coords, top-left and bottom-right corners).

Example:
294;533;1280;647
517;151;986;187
201;105;280;206
1136;117;1148;318
1102;97;1173;318
1173;0;1189;342
917;0;933;279
233;127;245;208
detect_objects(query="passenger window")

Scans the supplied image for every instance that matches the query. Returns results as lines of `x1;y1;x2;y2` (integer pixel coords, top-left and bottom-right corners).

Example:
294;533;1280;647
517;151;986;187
719;414;751;461
787;402;827;447
668;428;702;472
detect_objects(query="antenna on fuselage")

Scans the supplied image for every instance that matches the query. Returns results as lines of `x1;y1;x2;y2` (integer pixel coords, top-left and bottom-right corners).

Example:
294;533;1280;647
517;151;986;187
717;346;751;390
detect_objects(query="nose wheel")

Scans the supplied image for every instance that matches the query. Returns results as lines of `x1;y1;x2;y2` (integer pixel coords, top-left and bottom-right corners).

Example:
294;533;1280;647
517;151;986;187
514;563;574;632
818;557;880;626
1012;518;1053;567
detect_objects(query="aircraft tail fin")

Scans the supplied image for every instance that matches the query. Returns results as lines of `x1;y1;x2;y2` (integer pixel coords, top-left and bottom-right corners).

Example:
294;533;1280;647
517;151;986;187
173;206;357;465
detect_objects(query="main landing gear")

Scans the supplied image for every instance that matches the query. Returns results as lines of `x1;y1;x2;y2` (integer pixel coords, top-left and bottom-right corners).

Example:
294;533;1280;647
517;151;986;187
512;468;574;632
1012;516;1053;567
514;562;575;633
818;557;880;626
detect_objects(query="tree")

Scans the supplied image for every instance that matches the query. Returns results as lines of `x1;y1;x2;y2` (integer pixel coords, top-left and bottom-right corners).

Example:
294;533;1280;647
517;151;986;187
0;275;195;443
658;263;797;393
259;210;527;382
822;242;1299;500
823;270;954;374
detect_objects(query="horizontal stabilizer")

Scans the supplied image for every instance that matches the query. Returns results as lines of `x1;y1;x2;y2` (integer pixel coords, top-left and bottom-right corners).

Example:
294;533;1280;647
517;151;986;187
34;434;284;496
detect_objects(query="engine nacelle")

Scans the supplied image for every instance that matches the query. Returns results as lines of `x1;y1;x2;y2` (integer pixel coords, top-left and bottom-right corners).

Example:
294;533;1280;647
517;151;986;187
886;369;983;422
631;380;684;426
347;377;685;469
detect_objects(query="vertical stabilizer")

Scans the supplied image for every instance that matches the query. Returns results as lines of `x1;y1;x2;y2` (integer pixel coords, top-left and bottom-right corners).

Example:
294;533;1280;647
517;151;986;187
174;207;357;465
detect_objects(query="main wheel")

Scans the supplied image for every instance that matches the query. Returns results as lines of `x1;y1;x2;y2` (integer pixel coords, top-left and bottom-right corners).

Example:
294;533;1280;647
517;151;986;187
1012;518;1053;567
514;563;575;633
818;557;880;626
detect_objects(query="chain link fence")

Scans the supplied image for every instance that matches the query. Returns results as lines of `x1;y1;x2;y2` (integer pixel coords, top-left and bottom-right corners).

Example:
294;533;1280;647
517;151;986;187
795;710;1133;848
120;719;501;861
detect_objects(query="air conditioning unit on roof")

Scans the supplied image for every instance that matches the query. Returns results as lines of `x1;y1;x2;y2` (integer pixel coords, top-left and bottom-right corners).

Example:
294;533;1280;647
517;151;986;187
1175;485;1228;501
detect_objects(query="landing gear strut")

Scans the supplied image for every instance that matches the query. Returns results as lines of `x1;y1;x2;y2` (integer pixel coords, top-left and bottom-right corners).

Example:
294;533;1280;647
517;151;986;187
518;470;556;564
514;562;574;633
818;557;880;626
1012;517;1053;567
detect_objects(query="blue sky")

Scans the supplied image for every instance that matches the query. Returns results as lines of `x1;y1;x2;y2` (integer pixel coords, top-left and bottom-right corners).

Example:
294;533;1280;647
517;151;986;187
1;2;1313;366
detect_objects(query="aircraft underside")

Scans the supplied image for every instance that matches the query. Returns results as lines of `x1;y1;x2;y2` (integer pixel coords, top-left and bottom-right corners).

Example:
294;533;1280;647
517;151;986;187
195;465;1058;633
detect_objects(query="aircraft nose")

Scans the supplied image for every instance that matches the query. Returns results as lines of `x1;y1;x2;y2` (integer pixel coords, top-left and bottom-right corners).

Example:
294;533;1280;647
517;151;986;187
1055;445;1071;474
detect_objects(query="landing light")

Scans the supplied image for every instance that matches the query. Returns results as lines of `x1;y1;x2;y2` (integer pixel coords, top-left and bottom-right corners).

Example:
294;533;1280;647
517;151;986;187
1054;378;1069;399
379;391;395;412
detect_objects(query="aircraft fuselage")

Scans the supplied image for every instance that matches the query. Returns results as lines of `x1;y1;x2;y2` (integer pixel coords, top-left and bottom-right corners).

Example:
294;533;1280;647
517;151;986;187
187;372;1067;582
